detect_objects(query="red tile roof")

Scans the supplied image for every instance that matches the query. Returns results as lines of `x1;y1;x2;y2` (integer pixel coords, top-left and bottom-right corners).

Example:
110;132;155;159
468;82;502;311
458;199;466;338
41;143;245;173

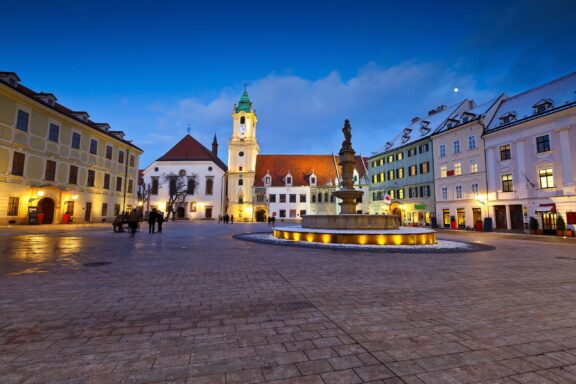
254;154;367;187
157;134;227;171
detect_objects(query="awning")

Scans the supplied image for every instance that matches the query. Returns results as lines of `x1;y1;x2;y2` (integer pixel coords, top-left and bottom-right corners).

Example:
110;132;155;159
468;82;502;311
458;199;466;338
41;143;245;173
536;203;556;213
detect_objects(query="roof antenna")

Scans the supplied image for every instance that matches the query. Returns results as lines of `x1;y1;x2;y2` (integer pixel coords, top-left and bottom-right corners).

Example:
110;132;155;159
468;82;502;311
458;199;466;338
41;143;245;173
186;123;191;135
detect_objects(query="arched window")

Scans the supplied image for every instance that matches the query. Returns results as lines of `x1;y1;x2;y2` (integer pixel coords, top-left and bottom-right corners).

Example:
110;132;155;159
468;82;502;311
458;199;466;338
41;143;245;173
312;194;316;203
240;116;246;125
264;176;271;185
238;178;243;186
317;192;322;203
205;178;214;195
238;194;244;204
324;192;329;202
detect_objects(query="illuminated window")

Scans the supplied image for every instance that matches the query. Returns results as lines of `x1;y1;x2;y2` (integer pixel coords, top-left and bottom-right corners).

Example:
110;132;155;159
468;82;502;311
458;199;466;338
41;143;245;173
440;165;447;178
7;197;19;216
470;162;478;173
397;188;404;199
454;163;462;176
539;168;554;189
502;174;513;192
419;162;430;174
500;144;511;160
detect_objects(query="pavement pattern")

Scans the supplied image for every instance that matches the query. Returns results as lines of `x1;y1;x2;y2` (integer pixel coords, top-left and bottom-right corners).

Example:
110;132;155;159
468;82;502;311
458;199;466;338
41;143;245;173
1;221;576;384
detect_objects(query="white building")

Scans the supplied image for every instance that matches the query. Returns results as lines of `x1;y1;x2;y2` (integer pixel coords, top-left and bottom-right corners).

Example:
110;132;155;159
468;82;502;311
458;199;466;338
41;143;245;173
433;96;505;229
483;72;576;233
141;134;227;220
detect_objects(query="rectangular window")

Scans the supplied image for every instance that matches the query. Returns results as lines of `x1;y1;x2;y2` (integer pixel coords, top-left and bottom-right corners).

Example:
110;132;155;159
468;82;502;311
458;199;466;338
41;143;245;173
379;172;385;182
389;190;395;199
387;155;394;163
300;209;307;217
205;177;214;195
472;183;479;195
470;162;478;173
289;209;297;218
421;185;431;198
128;179;133;193
187;177;195;194
372;160;377;168
502;174;513;192
11;151;25;176
151;177;159;194
279;194;286;203
372;174;377;183
397;167;404;179
420;162;430;174
116;177;122;192
539;168;554;189
388;170;395;180
468;135;476;150
269;194;276;203
48;123;60;142
114;204;120;216
289;194;296;203
106;145;113;160
300;194;306;203
69;165;78;184
129;155;135;167
16;109;29;131
455;185;463;199
103;174;110;189
279;209;286;218
439;144;446;158
396;152;403;161
408;165;417;176
87;169;95;187
500;144;511;160
379;158;384;166
118;150;125;164
440;165;447;178
397;188;404;199
45;160;56;181
419;143;429;153
454;163;462;176
536;135;550;153
71;132;81;149
89;139;98;155
7;197;19;216
453;140;460;154
442;187;448;200
101;203;108;217
66;201;75;215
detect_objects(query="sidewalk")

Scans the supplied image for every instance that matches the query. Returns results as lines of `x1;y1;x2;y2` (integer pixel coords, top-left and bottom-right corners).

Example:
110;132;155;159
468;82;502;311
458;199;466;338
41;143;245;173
435;227;576;243
0;222;112;236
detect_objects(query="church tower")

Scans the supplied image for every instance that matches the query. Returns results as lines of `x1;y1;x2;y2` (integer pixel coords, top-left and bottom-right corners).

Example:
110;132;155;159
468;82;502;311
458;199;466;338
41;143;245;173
227;87;259;221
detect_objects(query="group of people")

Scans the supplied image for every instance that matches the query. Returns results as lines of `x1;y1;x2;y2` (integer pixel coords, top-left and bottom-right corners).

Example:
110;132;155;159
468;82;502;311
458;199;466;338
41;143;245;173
113;208;165;237
218;214;234;224
267;215;276;226
113;209;143;238
147;209;165;234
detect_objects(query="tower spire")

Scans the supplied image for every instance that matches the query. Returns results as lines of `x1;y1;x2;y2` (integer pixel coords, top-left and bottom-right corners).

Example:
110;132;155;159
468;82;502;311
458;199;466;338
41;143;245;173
212;133;218;156
186;123;191;135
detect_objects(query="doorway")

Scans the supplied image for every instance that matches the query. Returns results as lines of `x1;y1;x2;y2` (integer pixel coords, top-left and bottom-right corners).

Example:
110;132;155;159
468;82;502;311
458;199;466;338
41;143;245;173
205;206;213;219
442;209;450;228
85;202;92;223
509;204;523;231
472;208;482;228
457;208;466;229
37;198;55;224
541;212;557;235
494;205;507;229
177;206;186;219
255;209;267;222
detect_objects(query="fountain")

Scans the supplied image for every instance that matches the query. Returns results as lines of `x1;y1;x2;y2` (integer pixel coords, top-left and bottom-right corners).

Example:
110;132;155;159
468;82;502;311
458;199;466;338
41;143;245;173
273;119;437;245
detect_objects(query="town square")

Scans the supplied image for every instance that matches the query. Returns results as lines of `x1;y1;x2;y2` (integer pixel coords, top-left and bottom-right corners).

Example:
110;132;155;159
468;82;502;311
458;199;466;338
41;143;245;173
1;0;576;382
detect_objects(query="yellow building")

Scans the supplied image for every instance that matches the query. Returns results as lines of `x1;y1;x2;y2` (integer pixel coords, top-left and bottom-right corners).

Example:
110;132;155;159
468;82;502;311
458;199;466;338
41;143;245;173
0;71;143;225
227;88;259;221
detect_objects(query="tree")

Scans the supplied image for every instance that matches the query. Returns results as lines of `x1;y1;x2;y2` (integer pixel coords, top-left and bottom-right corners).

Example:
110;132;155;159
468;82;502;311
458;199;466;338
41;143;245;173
161;172;198;221
137;178;152;214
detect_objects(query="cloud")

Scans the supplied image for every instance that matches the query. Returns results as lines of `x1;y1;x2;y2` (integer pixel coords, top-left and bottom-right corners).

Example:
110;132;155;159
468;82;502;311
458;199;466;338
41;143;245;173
141;61;496;164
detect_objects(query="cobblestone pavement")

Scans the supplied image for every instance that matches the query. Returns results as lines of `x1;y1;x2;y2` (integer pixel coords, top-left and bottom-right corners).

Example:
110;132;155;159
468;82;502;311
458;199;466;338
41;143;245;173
1;222;576;384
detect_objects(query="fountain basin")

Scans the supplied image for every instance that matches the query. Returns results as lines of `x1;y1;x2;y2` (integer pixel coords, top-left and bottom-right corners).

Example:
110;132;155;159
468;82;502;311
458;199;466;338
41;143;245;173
274;226;436;245
302;214;400;230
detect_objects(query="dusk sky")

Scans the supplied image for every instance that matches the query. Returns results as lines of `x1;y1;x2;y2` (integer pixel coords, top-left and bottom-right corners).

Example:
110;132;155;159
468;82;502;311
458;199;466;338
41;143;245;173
2;0;575;167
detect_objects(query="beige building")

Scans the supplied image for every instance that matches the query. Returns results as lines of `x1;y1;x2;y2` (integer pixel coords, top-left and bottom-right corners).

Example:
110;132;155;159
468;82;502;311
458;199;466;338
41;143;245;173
0;71;142;225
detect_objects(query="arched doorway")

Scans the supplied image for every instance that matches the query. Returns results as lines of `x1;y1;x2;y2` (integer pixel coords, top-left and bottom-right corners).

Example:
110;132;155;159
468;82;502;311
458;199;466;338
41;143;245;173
255;209;267;222
37;198;55;224
177;206;186;219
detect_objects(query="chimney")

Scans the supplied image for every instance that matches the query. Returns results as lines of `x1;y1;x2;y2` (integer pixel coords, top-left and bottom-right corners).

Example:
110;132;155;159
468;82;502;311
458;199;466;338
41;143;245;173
212;134;218;156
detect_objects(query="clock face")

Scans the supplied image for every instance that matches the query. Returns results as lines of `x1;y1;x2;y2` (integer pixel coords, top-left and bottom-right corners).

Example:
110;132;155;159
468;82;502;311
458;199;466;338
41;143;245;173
239;125;246;136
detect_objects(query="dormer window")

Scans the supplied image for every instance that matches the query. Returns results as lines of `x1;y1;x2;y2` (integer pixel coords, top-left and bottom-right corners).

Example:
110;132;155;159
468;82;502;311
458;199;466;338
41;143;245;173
462;116;469;123
0;72;20;87
310;174;317;186
385;142;393;150
263;171;272;186
35;92;57;106
533;99;553;115
72;111;90;123
401;135;409;144
285;173;293;186
499;112;516;125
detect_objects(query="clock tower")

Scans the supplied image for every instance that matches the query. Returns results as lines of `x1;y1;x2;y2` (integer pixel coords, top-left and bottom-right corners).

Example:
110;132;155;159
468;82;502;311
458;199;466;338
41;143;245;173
227;87;259;221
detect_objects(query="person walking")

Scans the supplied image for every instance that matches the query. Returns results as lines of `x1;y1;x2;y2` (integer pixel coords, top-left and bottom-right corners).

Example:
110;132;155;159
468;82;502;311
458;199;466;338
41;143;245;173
148;209;157;234
218;215;222;224
230;214;234;224
156;211;164;233
128;208;140;238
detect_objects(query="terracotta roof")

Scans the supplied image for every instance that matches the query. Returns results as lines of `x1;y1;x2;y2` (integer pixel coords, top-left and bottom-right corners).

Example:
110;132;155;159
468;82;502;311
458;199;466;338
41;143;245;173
0;79;142;151
157;134;227;171
254;154;367;187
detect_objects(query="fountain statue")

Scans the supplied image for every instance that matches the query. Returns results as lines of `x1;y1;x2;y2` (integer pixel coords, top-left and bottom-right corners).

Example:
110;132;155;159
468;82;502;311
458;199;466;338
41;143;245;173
273;119;436;245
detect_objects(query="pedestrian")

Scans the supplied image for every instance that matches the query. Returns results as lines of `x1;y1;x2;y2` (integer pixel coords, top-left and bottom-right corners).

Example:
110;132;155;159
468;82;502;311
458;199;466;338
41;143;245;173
113;214;124;232
128;208;140;238
271;216;275;227
267;215;271;225
148;209;157;234
218;215;222;223
157;211;164;233
224;214;229;224
230;214;234;224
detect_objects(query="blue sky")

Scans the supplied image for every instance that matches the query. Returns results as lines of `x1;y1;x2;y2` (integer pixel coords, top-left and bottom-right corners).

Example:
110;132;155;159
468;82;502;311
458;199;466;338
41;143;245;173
2;0;575;166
